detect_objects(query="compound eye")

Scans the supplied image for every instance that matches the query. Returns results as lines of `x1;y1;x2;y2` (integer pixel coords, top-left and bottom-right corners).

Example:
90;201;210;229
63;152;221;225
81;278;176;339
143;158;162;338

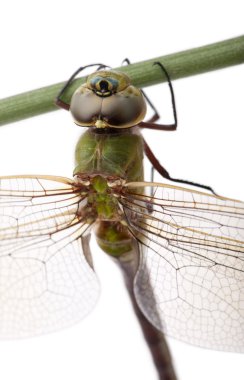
70;86;102;126
101;85;147;128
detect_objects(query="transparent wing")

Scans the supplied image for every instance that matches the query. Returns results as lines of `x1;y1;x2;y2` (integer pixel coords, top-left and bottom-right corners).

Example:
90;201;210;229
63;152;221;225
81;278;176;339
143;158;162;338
0;175;99;339
119;182;244;352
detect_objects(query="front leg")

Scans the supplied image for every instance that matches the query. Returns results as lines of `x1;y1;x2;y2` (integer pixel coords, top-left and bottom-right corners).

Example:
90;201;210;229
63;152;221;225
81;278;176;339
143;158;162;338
139;61;177;131
144;138;217;195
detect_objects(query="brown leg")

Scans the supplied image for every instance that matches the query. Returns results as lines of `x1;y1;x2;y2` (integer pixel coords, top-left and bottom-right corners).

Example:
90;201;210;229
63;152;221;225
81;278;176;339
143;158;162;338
139;122;176;131
55;98;70;110
144;139;217;195
139;62;178;131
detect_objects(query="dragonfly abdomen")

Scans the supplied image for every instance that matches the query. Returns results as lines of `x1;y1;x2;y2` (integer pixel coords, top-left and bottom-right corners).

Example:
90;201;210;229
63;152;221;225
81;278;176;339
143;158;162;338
95;220;133;257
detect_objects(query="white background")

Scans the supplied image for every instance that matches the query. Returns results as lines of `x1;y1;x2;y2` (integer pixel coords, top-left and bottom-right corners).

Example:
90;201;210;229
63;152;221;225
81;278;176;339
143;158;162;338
0;1;243;379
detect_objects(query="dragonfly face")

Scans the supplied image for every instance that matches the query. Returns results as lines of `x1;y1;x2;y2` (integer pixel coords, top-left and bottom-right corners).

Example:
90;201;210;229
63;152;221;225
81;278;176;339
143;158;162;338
70;70;146;129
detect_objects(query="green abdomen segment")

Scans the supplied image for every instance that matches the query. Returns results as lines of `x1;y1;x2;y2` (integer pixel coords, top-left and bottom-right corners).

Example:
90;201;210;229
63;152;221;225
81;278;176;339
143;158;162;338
75;130;144;257
95;221;133;257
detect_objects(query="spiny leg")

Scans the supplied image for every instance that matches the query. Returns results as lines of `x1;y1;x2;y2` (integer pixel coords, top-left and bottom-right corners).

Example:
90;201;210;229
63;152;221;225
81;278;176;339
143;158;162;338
139;61;177;130
144;139;217;195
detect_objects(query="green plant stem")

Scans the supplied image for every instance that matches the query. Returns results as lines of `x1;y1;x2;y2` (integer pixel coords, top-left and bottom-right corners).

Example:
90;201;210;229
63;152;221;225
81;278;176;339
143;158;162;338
0;36;244;126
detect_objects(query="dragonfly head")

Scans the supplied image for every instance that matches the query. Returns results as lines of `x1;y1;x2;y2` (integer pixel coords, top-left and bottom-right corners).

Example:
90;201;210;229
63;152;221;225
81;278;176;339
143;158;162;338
70;70;146;129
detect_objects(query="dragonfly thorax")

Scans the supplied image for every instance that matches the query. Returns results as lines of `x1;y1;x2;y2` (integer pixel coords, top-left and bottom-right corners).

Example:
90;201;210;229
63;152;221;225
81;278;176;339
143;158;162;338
75;174;123;221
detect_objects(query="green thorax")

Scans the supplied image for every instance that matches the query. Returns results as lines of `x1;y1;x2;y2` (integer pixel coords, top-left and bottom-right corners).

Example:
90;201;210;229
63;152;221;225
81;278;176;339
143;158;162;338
73;127;144;182
74;128;144;257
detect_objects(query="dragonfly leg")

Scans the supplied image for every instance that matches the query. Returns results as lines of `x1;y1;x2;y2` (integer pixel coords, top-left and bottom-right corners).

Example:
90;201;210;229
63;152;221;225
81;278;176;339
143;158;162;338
122;58;160;123
144;138;217;195
139;61;178;131
55;63;109;111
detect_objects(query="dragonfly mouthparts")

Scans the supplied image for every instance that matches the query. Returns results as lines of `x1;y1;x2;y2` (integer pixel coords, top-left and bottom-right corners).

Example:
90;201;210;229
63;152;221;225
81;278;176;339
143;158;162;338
95;119;109;128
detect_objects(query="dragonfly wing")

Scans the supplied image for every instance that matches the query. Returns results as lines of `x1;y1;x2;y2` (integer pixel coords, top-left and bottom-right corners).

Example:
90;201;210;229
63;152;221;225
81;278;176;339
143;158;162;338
0;175;99;338
119;182;244;352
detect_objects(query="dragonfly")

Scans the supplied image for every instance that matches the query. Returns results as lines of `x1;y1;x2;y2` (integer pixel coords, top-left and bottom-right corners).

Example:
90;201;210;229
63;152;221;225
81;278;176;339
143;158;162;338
0;62;243;379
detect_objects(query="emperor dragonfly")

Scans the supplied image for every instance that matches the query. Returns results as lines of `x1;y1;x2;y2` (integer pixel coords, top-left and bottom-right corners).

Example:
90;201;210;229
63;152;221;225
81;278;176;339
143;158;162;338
0;64;243;380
